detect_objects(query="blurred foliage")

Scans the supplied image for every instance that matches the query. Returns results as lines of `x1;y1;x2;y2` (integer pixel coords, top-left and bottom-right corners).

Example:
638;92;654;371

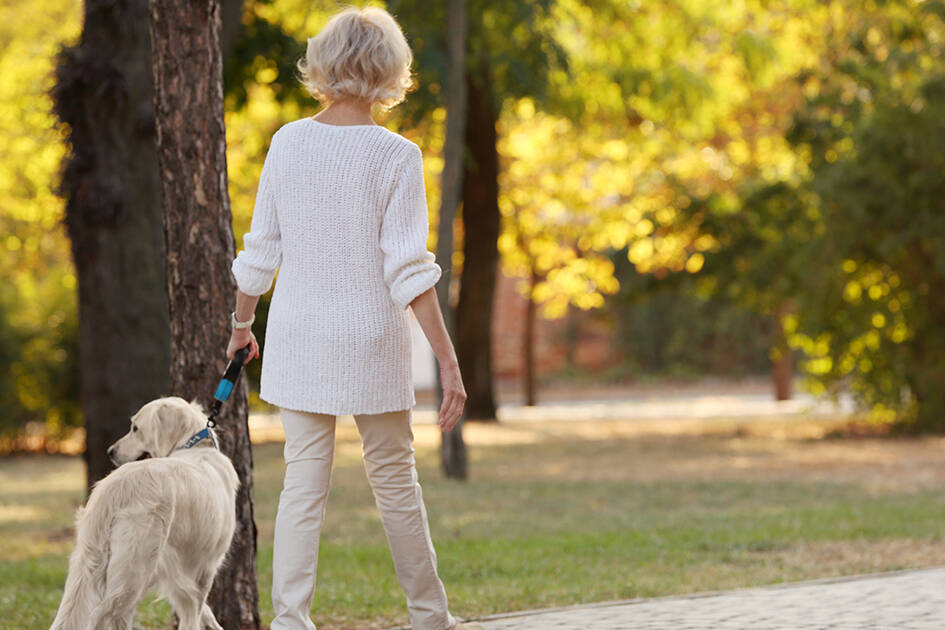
4;0;945;439
498;0;820;318
0;0;82;439
497;98;621;317
691;0;945;429
783;1;945;430
386;0;568;126
610;252;772;378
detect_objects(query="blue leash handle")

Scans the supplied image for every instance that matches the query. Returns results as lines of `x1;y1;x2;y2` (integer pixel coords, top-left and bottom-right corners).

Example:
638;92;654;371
207;344;251;427
215;345;251;403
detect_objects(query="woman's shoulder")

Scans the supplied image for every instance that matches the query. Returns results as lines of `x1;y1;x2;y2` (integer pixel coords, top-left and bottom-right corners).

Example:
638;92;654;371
267;119;420;186
275;118;419;152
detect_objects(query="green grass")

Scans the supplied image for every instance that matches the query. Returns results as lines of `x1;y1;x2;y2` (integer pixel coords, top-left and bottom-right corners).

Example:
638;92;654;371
4;420;945;629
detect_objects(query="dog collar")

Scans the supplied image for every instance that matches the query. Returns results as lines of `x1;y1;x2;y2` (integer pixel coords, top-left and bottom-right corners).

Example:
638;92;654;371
176;427;219;451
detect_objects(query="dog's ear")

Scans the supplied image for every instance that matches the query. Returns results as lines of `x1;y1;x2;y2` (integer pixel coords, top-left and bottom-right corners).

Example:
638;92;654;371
152;401;192;456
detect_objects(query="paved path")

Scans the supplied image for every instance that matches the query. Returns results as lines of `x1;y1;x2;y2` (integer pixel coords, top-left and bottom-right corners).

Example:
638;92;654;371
443;567;945;629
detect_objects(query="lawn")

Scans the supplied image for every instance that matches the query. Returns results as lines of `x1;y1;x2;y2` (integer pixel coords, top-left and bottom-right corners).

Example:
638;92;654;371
4;414;945;629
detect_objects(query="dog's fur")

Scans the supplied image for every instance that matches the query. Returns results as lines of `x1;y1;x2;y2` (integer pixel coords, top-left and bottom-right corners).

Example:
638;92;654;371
49;397;240;630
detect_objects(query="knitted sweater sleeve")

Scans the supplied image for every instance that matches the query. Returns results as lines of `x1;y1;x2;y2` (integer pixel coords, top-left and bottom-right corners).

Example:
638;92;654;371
380;143;442;310
231;133;282;296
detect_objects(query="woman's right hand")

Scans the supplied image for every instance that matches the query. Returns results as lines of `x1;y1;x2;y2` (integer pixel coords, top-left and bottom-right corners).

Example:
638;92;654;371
406;287;467;431
438;358;466;432
227;327;260;364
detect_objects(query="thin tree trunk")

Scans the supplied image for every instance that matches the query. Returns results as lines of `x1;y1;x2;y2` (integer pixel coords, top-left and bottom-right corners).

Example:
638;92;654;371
51;0;170;496
772;300;793;401
438;0;469;478
524;266;538;406
564;304;580;367
456;50;500;422
148;1;260;628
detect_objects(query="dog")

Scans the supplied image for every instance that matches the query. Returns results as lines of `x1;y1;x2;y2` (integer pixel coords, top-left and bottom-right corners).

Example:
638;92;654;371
50;396;240;630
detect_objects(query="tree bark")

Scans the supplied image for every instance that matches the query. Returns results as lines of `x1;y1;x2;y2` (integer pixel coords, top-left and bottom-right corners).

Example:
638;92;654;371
456;50;500;422
524;266;538;406
772;300;793;401
438;0;469;478
51;0;171;496
148;1;260;628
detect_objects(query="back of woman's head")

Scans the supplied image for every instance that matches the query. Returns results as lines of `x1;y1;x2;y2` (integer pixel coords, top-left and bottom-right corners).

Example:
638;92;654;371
296;5;415;111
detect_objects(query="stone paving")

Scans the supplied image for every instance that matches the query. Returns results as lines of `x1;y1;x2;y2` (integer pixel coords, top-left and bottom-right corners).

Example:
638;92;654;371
444;567;945;629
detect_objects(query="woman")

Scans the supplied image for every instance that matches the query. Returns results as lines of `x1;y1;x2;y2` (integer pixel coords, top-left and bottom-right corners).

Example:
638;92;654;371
226;6;480;630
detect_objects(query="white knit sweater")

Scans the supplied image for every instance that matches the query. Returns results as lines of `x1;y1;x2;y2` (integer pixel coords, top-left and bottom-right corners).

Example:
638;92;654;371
231;117;442;415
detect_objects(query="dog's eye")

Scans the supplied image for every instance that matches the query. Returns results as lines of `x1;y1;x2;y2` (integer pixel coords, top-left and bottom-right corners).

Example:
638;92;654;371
132;425;138;432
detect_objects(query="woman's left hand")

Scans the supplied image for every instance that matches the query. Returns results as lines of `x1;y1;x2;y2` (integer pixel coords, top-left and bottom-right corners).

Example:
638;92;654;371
227;327;260;364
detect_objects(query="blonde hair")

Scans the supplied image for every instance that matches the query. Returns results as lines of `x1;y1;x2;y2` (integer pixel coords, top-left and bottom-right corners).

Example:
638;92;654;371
296;5;416;111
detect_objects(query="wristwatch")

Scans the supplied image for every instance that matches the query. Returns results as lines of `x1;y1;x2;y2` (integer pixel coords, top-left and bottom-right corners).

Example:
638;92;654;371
231;311;255;330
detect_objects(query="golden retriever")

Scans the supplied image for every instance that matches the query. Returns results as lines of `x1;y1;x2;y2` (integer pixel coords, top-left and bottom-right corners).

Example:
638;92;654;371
50;397;240;630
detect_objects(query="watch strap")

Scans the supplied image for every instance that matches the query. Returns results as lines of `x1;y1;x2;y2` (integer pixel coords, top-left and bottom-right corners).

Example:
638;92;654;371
231;311;255;329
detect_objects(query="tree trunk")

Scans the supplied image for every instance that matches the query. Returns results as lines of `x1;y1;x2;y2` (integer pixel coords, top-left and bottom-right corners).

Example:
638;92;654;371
220;0;245;75
51;0;171;496
772;300;793;401
148;1;260;628
564;305;580;367
456;50;500;422
524;266;538;406
438;0;469;479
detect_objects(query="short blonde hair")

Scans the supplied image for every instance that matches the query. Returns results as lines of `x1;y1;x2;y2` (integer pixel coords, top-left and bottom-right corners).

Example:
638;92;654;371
296;5;416;111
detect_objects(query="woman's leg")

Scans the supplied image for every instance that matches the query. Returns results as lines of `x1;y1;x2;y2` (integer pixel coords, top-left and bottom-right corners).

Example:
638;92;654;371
271;407;337;630
354;408;458;630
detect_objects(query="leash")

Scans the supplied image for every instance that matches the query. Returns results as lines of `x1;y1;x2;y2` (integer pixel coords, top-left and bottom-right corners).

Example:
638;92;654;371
207;344;252;429
178;344;251;452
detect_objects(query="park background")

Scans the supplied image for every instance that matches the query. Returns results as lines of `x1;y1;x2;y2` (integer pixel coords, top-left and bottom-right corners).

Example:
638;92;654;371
3;0;945;629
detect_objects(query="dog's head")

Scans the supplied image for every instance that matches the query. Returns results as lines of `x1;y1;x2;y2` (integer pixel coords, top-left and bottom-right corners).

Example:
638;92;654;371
107;397;211;466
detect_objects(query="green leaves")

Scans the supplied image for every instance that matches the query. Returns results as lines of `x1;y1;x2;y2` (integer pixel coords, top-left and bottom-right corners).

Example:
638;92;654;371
761;0;945;428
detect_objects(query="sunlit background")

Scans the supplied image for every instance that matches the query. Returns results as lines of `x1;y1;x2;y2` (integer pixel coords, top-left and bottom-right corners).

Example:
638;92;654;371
6;1;943;446
3;1;945;628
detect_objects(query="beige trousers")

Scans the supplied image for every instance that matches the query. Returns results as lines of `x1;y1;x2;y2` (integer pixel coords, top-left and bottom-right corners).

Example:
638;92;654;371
271;407;458;630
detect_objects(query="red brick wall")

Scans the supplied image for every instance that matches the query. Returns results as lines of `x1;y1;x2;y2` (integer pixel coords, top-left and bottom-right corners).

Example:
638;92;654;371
490;269;623;380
